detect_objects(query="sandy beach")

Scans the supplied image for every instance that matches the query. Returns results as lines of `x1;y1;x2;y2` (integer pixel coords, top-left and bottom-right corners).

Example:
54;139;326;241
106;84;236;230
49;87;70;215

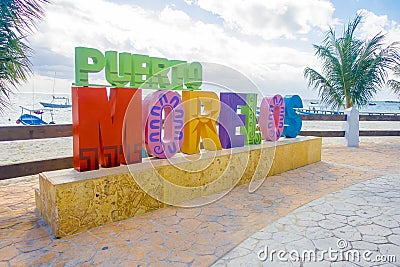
0;137;73;166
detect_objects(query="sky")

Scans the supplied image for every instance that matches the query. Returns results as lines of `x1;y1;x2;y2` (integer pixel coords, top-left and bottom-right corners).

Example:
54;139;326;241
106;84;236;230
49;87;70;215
21;0;400;100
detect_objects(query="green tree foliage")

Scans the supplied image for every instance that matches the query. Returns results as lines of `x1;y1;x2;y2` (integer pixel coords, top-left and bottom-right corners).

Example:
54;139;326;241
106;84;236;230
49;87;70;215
0;0;49;111
387;66;400;97
304;14;400;109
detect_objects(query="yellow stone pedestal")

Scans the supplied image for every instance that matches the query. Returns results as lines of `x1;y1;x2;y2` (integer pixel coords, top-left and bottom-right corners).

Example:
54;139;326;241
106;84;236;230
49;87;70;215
35;136;321;237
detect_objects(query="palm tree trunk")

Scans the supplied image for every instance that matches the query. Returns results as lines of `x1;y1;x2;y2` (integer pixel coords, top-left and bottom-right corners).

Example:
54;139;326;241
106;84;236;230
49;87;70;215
346;96;352;108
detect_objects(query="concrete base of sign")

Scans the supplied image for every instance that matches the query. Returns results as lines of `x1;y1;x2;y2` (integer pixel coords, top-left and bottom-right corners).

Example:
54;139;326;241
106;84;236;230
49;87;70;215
35;136;321;237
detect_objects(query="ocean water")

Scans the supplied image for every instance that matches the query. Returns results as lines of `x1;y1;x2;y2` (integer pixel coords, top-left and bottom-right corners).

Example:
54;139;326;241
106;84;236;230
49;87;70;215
0;92;72;125
1;93;400;126
302;99;400;114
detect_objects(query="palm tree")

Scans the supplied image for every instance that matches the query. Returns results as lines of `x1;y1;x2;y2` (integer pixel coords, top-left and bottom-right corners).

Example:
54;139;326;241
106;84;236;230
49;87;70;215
304;14;400;109
387;66;400;97
0;0;49;112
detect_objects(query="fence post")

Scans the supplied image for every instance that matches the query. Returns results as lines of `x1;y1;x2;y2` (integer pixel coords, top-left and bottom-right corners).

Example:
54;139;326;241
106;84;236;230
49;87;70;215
343;107;359;147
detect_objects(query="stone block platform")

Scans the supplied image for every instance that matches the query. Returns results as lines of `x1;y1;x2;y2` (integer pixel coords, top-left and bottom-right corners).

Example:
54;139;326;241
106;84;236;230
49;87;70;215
35;136;321;237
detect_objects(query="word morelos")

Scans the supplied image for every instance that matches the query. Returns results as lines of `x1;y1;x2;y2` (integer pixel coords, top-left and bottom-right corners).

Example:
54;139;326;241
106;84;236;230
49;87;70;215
72;47;303;172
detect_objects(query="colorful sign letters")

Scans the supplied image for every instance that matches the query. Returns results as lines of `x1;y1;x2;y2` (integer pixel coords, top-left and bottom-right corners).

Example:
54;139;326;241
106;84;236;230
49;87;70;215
72;48;303;172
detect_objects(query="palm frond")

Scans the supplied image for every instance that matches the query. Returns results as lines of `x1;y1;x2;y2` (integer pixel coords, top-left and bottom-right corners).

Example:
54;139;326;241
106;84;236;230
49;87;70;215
388;80;400;96
0;0;49;112
387;65;400;97
304;13;400;108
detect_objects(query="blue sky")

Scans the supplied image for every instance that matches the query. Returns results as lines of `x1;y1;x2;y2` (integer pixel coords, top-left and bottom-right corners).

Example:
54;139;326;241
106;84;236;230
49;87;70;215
24;0;400;100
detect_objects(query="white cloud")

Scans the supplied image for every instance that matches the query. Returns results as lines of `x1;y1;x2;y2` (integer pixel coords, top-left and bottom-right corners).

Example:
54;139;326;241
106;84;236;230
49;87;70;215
183;0;195;5
357;9;389;39
357;9;400;45
159;5;191;25
193;0;336;40
25;0;319;97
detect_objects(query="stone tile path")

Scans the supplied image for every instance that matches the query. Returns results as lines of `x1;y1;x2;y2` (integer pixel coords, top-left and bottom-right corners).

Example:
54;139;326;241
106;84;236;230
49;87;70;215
0;139;399;266
213;174;400;266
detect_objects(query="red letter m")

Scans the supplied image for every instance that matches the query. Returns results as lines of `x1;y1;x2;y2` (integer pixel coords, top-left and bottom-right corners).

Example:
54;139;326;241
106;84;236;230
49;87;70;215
72;87;142;171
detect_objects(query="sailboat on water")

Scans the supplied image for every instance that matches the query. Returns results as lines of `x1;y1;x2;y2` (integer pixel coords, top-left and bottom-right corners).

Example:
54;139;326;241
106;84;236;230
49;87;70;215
40;95;71;108
16;106;55;125
16;75;56;125
39;73;71;108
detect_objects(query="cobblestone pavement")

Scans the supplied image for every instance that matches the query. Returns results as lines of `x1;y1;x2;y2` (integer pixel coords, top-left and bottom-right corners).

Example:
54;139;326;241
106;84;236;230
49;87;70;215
213;174;400;266
0;139;399;266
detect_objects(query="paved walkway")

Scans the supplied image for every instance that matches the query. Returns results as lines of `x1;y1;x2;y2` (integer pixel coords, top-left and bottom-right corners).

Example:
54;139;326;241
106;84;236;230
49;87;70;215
213;174;400;266
0;138;399;266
